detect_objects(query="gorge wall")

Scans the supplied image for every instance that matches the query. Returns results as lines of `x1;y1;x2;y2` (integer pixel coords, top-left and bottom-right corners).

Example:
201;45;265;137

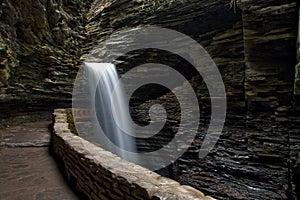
0;0;300;199
0;0;92;115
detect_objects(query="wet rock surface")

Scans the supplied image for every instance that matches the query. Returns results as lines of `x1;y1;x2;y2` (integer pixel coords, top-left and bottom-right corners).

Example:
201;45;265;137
0;0;92;114
0;113;79;199
0;0;299;199
52;109;215;200
82;0;300;199
241;0;300;198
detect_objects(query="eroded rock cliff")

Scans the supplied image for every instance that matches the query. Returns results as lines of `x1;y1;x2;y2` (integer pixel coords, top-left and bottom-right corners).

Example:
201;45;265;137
81;1;299;199
0;0;92;114
0;0;299;199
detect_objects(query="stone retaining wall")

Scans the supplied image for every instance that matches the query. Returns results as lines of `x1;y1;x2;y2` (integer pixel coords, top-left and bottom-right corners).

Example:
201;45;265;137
51;109;214;200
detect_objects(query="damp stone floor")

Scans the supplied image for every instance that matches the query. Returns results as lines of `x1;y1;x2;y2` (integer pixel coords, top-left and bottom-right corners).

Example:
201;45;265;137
0;112;79;200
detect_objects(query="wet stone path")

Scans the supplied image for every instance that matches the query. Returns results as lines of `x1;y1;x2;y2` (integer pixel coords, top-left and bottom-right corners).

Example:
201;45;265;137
0;116;79;200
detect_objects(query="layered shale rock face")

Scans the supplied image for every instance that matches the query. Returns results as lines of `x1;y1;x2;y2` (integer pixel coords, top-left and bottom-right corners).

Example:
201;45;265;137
82;0;300;199
0;0;300;199
241;1;300;199
0;0;92;114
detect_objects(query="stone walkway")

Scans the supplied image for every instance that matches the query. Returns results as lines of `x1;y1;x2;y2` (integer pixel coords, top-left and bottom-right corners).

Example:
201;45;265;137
0;117;79;200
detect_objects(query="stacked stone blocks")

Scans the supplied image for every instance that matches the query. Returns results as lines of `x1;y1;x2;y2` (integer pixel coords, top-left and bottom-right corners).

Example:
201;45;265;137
51;109;214;200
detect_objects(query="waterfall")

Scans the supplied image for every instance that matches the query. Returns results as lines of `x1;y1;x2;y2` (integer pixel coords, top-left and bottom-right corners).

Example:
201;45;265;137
81;62;137;162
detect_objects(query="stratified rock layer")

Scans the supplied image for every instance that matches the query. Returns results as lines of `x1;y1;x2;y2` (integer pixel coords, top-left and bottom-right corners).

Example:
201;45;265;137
0;0;299;199
242;1;300;199
0;0;92;114
82;0;299;199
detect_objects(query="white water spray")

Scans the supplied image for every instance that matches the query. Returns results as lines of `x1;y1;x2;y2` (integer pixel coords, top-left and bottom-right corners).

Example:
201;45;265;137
75;63;137;162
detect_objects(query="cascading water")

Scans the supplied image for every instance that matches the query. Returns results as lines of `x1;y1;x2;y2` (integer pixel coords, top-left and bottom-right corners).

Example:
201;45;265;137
74;62;138;163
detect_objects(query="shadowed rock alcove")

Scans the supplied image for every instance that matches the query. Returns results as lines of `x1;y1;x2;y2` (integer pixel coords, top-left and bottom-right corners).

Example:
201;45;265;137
1;0;300;199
